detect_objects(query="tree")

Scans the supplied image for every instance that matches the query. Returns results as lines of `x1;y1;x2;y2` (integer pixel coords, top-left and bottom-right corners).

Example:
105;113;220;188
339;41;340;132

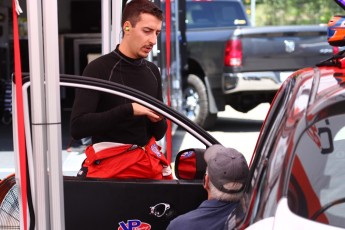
251;0;343;26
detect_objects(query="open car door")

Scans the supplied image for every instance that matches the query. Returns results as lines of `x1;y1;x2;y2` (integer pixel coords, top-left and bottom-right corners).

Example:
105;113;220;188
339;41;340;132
18;74;220;229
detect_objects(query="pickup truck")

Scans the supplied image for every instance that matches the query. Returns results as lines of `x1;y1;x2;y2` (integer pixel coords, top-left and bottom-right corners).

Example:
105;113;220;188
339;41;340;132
182;0;337;129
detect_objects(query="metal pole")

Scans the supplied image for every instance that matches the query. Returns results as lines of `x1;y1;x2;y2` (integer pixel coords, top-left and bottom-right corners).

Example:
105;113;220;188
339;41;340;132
112;0;123;50
102;0;111;54
174;0;182;113
251;0;256;26
26;0;50;228
41;0;65;228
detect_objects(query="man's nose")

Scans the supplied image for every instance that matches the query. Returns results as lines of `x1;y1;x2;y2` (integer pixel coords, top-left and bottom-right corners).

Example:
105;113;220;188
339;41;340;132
149;34;157;45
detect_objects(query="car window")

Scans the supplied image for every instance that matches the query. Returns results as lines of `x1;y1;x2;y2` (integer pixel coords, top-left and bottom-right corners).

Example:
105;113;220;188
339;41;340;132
288;114;345;228
242;78;294;223
59;85;207;177
186;1;248;29
20;76;213;229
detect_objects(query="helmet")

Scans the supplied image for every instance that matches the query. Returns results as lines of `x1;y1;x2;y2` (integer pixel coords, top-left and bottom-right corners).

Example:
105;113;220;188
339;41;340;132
327;15;345;46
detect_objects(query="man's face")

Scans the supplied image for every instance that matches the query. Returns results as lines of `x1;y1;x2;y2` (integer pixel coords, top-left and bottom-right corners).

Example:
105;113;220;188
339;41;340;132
127;13;162;59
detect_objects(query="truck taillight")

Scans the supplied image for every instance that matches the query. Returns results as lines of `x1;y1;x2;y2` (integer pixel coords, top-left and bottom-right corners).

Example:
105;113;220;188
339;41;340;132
224;39;242;67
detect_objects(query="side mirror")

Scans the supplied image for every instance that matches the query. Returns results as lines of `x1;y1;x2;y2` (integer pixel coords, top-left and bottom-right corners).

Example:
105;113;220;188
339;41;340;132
174;148;207;180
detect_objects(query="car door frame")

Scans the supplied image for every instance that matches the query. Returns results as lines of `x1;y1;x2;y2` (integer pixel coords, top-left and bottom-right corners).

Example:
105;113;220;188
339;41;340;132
19;73;220;229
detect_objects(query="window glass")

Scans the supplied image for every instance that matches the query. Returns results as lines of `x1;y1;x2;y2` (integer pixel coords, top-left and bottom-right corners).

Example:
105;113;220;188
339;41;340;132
59;86;205;177
288;114;345;228
243;78;294;224
186;2;248;29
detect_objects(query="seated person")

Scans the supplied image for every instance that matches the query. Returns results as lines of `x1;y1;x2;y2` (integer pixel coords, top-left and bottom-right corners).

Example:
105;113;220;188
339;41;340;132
166;144;249;230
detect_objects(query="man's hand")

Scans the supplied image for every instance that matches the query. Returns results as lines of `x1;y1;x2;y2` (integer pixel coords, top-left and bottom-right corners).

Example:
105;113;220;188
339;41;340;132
132;103;164;122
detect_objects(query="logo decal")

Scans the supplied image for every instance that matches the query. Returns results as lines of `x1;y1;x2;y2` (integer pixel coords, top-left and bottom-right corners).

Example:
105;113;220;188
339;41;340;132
151;144;162;158
181;150;195;159
284;40;295;53
118;220;151;230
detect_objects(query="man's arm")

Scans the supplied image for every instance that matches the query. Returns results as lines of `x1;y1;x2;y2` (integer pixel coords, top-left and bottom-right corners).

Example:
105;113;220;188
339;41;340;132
132;102;167;140
149;118;167;141
70;88;133;140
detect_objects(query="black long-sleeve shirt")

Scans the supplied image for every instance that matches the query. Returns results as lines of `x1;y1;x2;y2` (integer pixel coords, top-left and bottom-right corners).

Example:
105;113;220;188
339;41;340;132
70;46;167;146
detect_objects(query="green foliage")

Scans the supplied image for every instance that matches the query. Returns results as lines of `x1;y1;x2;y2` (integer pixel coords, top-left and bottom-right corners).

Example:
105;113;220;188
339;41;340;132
246;0;344;26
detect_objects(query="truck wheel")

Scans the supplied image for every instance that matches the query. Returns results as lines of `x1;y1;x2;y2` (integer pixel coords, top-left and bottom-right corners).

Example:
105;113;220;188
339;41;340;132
183;74;217;130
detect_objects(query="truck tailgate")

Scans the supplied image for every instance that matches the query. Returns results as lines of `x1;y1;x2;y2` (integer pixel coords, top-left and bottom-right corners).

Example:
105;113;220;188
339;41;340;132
237;25;333;72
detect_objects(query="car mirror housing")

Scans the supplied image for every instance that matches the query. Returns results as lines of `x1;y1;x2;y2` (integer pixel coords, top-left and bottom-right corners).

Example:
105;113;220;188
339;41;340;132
174;148;206;180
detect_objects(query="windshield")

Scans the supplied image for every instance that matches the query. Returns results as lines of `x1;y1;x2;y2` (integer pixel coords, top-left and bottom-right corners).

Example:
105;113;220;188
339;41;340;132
186;1;248;29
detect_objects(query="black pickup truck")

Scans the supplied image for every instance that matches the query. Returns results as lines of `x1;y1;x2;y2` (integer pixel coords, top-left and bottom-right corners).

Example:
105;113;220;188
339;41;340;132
56;0;335;130
181;0;336;129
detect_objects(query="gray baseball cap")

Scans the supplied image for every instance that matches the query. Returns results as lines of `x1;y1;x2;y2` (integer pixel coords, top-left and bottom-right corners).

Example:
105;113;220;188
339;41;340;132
204;144;249;194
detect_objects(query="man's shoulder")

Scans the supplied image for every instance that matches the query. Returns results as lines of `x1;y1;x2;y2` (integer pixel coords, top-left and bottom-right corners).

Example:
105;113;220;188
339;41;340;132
144;59;158;69
167;211;194;230
167;201;205;228
82;52;116;78
89;52;116;64
144;60;161;78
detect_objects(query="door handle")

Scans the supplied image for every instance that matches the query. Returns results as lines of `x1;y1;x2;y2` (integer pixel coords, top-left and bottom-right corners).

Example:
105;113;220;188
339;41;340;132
149;203;175;219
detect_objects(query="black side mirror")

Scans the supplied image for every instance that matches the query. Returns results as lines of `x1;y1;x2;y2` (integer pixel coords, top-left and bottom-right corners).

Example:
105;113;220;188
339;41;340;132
174;148;207;180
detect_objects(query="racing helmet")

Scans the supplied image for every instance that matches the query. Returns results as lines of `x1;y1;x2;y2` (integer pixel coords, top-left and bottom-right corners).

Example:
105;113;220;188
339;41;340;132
328;15;345;46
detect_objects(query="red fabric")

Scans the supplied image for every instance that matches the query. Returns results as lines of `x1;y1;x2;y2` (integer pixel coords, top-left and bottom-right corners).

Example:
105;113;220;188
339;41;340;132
83;138;172;180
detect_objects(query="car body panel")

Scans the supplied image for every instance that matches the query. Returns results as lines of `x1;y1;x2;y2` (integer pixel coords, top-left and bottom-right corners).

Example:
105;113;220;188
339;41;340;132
63;178;207;229
238;65;345;229
247;198;345;230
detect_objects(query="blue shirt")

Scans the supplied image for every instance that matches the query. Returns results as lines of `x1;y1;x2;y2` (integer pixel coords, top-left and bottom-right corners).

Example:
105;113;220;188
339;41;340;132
166;199;239;230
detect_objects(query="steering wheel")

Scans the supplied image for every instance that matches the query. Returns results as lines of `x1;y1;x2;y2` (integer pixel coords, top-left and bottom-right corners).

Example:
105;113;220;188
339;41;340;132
311;197;345;220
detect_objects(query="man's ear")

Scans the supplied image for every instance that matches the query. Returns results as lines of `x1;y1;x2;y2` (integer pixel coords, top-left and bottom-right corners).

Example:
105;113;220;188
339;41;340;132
203;174;209;190
123;21;131;31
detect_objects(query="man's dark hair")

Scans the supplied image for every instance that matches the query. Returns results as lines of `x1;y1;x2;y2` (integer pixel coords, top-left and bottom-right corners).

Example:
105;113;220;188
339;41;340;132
122;0;163;27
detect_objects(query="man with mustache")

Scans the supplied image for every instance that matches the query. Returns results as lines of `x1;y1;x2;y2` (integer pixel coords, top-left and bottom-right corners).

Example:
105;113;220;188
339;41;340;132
70;0;172;180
